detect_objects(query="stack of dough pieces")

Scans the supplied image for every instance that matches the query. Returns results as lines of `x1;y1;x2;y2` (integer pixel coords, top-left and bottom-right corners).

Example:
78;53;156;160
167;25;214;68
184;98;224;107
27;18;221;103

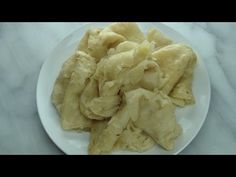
51;23;197;154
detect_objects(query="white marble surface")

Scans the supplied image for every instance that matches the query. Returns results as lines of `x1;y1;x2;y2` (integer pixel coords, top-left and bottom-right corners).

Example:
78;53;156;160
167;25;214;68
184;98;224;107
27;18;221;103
0;22;236;154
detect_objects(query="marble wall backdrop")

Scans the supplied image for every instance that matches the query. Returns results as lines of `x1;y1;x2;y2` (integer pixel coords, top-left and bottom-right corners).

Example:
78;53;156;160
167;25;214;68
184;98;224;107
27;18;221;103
0;22;235;154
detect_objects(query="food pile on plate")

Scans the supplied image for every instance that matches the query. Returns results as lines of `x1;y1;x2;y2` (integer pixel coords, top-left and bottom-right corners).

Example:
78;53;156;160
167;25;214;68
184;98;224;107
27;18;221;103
51;23;197;154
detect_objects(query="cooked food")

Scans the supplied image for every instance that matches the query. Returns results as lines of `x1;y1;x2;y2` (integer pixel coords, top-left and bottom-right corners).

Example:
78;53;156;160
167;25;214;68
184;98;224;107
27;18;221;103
51;22;197;154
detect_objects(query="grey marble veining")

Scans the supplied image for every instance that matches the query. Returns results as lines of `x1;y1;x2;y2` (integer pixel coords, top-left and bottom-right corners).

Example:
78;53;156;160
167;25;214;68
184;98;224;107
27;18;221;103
0;22;236;154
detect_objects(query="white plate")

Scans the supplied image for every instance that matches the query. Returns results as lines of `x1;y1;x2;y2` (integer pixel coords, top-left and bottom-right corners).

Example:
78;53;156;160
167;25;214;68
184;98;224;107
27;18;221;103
36;22;211;155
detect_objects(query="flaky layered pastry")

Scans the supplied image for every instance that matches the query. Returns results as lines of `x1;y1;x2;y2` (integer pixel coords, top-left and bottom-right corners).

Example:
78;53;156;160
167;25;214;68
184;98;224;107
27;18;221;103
52;23;197;154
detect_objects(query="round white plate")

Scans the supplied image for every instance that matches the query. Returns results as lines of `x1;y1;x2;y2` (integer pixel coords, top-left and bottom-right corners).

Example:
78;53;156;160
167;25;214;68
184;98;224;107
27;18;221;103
37;22;211;155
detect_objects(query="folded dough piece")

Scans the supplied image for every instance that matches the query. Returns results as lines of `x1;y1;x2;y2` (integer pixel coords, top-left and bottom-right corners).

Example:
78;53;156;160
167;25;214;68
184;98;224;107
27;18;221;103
92;40;152;97
80;22;145;61
101;41;152;83
89;88;182;154
133;40;152;66
60;51;96;130
114;121;155;152
147;28;172;49
78;27;126;62
88;119;109;153
78;28;101;56
79;78;121;120
99;80;121;97
51;54;77;113
123;59;163;91
104;50;135;81
107;41;138;56
82;42;158;120
139;64;164;91
88;117;155;154
88;103;131;154
125;88;182;150
89;96;121;118
108;23;145;43
170;51;197;106
152;43;194;95
99;27;126;48
79;78;101;120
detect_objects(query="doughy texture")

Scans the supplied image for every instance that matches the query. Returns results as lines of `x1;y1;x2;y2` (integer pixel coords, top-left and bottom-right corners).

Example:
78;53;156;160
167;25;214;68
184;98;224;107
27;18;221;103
88;120;109;153
152;44;196;96
78;23;145;62
108;23;145;43
169;51;197;106
88;103;131;154
51;23;197;154
147;28;173;49
51;55;77;113
107;41;138;56
60;51;96;130
78;28;125;62
114;121;155;152
79;78;101;120
125;88;182;150
88;88;181;154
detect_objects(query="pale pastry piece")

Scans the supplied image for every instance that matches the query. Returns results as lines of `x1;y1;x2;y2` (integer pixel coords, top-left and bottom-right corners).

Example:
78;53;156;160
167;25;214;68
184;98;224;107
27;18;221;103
88;119;109;154
51;54;77;113
93;42;156;98
79;78;101;120
114;121;155;152
94;46;137;85
85;29;109;61
170;76;195;106
152;43;195;95
99;27;126;48
89;96;121;118
133;40;152;65
78;29;90;53
122;60;157;85
134;99;182;150
170;97;186;107
107;41;138;56
123;59;163;91
98;80;121;97
147;28;173;49
80;79;121;120
103;40;152;82
124;88;182;150
108;22;145;43
93;58;121;97
94;42;154;97
60;51;96;130
104;50;135;81
170;51;197;106
139;66;164;91
92;57;109;92
78;28;101;55
88;103;131;154
78;28;108;61
78;27;125;61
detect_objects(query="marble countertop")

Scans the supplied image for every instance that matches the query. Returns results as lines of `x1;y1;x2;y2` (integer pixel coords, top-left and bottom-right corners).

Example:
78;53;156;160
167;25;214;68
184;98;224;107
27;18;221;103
0;22;235;154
